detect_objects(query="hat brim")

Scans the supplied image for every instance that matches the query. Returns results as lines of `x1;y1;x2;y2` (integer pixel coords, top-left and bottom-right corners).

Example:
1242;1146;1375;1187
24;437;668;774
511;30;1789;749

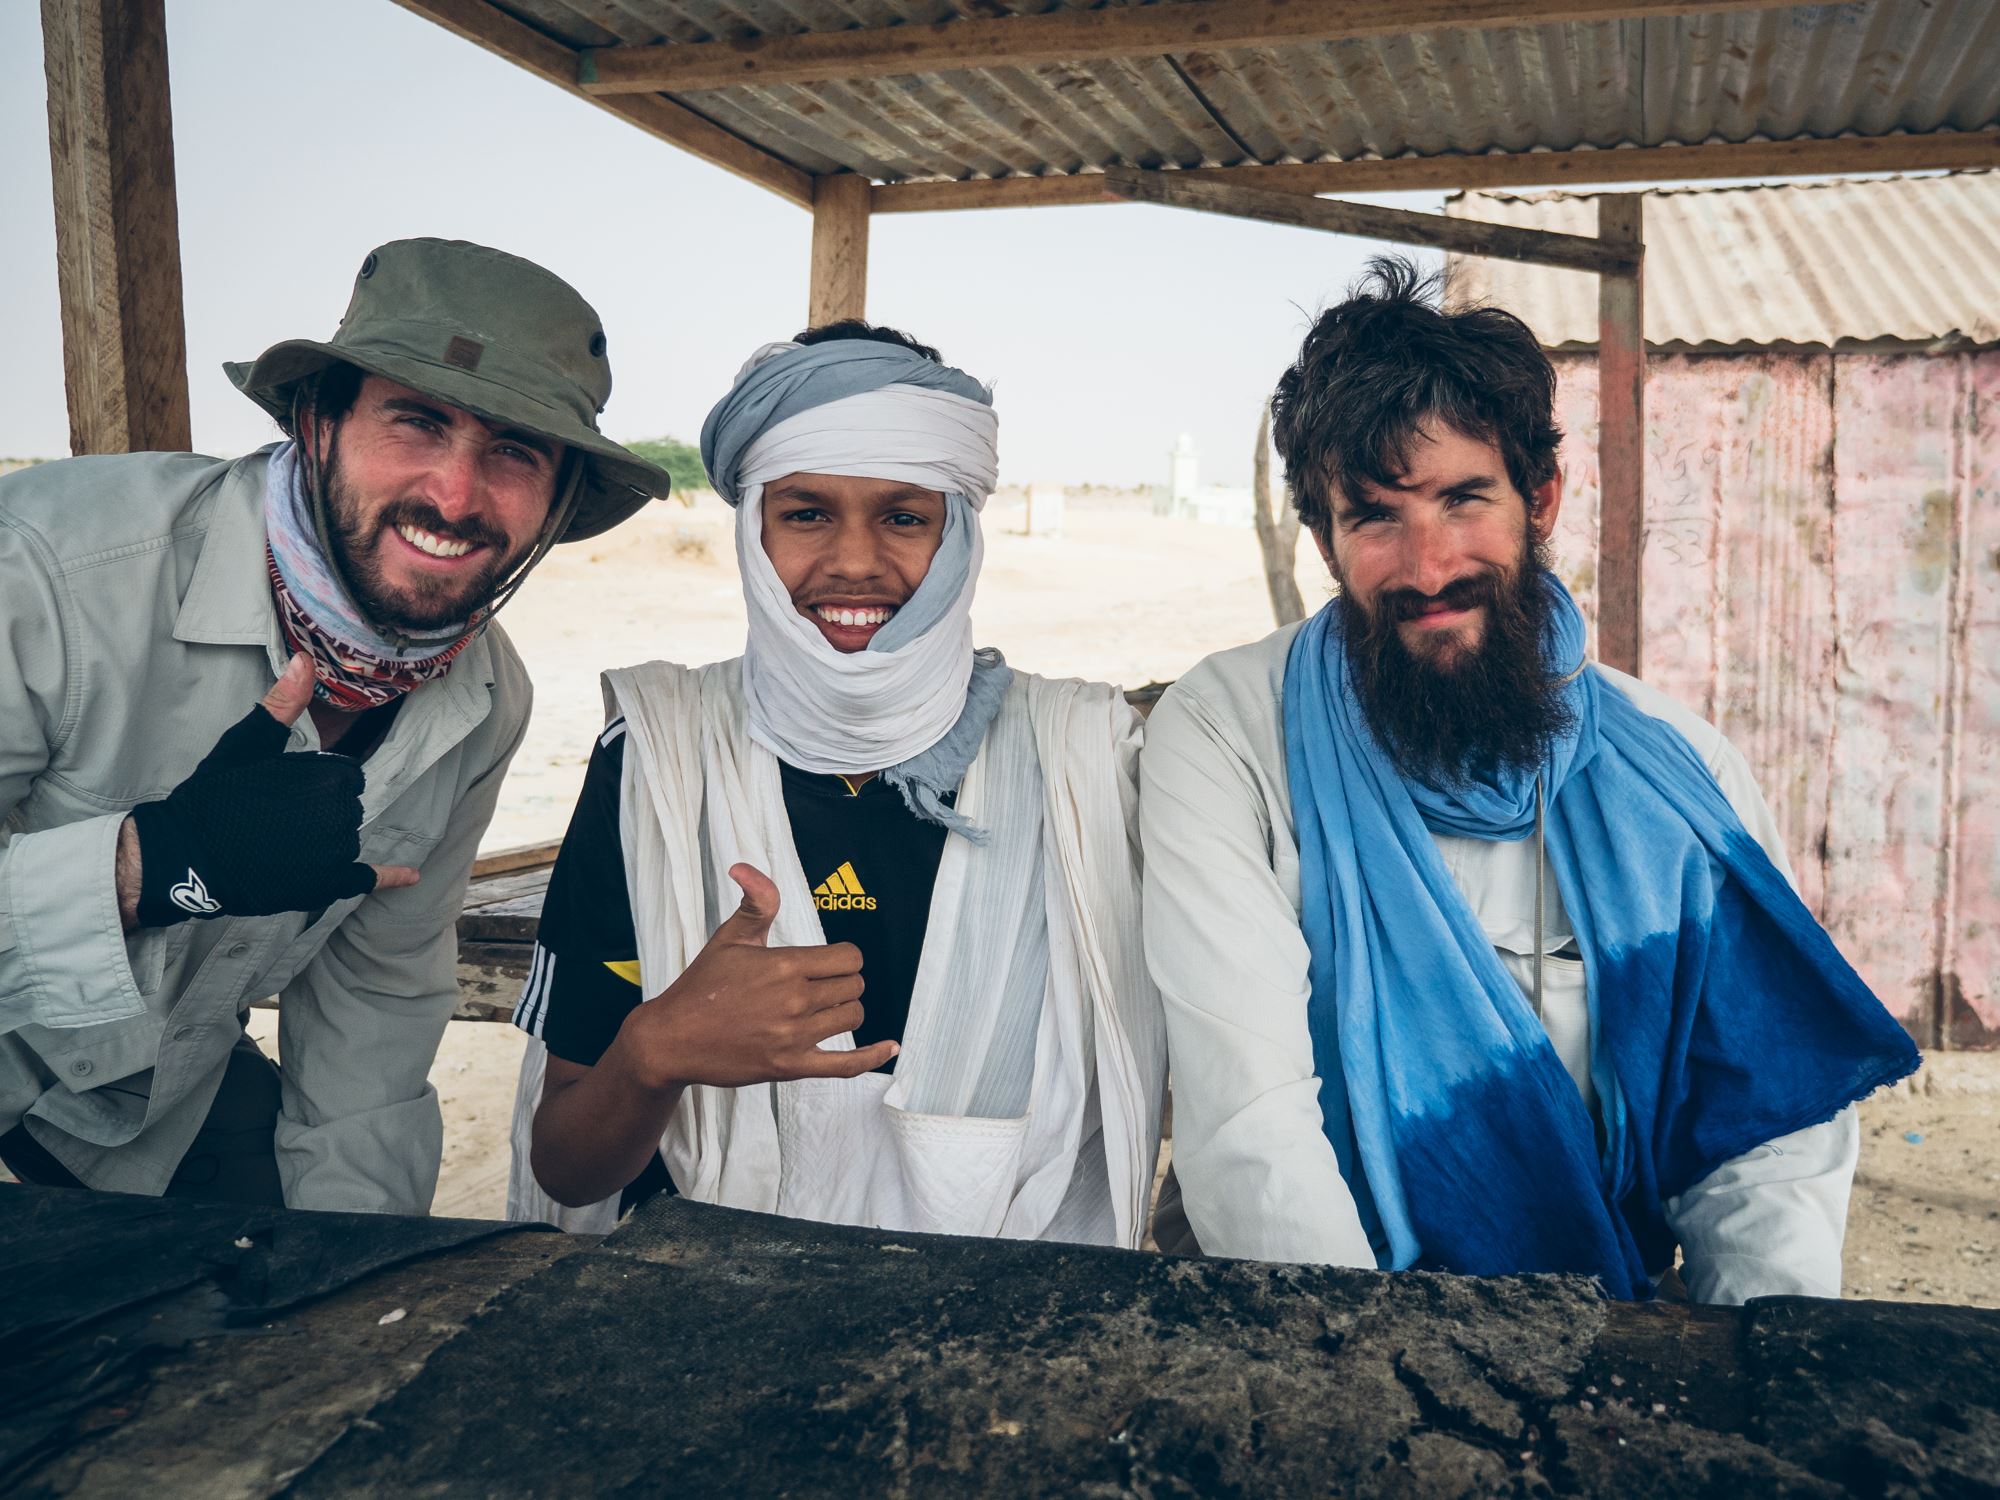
225;340;670;543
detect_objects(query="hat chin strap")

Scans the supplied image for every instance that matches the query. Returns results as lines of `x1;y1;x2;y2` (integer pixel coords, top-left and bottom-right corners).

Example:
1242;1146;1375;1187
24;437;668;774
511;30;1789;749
462;451;584;633
290;381;585;654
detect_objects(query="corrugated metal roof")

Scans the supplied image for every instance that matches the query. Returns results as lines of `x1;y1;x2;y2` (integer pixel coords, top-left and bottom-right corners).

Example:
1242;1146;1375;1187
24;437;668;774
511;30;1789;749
490;0;2000;183
1440;170;2000;350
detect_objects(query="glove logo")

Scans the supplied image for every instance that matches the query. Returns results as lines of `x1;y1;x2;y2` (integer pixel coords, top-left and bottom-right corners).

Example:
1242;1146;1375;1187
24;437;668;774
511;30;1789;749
169;868;222;917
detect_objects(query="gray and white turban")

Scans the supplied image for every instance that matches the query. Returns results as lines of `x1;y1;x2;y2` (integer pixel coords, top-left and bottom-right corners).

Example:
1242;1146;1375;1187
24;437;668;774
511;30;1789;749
700;340;1007;832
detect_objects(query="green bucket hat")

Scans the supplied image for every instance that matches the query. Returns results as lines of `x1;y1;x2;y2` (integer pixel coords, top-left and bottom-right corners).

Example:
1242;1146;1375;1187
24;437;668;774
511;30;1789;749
225;238;670;543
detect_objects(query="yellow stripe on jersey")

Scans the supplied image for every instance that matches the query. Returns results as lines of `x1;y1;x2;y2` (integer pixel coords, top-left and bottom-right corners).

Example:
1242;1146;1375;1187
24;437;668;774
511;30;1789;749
604;958;642;986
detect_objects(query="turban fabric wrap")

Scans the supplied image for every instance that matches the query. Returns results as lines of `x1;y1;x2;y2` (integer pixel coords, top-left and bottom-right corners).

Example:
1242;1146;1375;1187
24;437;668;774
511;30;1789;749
699;340;1009;837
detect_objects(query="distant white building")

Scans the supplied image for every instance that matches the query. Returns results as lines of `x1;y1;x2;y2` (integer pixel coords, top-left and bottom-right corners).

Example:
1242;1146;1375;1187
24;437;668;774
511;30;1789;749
1155;433;1253;528
1024;481;1065;537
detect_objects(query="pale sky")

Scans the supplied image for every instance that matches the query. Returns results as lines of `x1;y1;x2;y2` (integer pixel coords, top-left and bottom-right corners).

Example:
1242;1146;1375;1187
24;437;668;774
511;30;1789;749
1;0;1457;488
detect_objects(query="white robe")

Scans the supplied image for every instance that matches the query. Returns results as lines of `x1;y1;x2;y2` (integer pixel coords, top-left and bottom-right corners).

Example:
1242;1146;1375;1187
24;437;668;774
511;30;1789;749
1140;622;1860;1303
507;660;1166;1247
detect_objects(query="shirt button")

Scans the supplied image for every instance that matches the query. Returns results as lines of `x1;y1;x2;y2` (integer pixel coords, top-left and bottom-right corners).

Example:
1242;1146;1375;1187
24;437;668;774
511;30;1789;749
227;943;250;959
70;1059;93;1077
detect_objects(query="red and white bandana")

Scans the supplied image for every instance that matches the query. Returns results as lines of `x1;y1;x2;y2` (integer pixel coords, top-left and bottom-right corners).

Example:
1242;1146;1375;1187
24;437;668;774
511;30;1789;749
266;548;476;711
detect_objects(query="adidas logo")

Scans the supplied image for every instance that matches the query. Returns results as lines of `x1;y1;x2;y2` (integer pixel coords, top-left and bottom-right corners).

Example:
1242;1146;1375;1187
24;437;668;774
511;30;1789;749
812;861;877;912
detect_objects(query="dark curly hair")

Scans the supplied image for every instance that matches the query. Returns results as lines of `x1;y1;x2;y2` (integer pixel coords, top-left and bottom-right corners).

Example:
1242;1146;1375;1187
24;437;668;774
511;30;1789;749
280;360;367;442
793;319;944;364
1271;256;1561;541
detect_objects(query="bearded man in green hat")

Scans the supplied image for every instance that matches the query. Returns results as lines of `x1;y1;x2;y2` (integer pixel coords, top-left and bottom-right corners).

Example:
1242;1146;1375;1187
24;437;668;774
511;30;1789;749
0;238;670;1213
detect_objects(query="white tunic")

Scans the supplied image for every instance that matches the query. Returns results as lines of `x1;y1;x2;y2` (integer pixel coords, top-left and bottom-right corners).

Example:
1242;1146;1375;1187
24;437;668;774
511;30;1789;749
1140;622;1858;1304
510;659;1167;1248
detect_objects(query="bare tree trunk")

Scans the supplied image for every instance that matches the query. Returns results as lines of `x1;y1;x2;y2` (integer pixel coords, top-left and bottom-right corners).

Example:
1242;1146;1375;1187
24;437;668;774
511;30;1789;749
1251;402;1305;626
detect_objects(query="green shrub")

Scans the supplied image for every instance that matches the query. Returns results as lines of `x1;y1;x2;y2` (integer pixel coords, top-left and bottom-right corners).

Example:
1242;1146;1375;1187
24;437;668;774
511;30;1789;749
625;436;708;498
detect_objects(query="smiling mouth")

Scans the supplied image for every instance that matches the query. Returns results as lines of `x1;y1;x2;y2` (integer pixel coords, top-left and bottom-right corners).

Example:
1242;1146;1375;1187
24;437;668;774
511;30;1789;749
811;604;896;628
392;522;484;561
1407;603;1476;626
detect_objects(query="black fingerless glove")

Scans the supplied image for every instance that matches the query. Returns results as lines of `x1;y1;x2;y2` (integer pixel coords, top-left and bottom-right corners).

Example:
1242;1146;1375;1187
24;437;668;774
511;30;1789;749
128;703;380;927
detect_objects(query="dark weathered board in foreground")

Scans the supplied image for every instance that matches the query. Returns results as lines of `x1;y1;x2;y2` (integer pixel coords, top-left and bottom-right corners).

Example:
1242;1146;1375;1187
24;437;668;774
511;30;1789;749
5;1185;1995;1497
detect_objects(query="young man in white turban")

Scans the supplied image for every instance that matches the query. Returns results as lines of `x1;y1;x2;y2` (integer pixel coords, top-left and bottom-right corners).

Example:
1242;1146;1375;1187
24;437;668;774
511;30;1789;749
506;323;1166;1244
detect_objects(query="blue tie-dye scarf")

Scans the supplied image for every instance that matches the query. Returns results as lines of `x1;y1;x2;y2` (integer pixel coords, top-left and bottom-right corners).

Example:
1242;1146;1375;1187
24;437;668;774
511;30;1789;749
1282;573;1919;1298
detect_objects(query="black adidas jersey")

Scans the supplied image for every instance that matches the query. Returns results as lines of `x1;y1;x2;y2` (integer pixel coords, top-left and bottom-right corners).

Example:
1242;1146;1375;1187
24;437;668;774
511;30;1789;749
512;719;950;1077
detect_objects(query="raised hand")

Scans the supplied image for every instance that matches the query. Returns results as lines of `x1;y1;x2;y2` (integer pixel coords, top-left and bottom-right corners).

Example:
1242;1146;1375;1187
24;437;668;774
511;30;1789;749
618;862;896;1091
122;653;420;928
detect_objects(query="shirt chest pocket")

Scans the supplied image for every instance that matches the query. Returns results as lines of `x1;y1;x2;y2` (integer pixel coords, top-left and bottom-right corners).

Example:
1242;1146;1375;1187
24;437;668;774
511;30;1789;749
17;1011;167;1093
256;824;443;989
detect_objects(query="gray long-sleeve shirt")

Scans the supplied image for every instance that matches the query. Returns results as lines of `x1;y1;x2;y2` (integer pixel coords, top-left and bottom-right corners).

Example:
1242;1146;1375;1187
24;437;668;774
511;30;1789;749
1140;622;1857;1303
0;447;529;1213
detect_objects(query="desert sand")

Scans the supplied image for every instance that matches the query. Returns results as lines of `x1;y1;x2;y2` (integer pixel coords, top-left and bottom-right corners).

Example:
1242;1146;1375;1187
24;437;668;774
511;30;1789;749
477;489;1323;851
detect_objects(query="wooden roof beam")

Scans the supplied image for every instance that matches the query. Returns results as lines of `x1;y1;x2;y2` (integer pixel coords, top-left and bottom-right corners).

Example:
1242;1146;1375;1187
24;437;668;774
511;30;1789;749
390;0;812;206
1101;168;1638;272
870;130;2000;213
578;0;1798;95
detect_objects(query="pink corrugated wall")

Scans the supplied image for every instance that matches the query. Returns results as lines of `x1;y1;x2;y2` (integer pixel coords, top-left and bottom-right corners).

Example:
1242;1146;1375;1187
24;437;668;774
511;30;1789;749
1549;351;1998;1048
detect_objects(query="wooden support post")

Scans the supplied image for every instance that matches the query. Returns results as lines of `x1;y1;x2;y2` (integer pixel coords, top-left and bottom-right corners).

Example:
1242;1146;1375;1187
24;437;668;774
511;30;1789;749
41;0;192;455
809;173;870;326
1596;195;1645;677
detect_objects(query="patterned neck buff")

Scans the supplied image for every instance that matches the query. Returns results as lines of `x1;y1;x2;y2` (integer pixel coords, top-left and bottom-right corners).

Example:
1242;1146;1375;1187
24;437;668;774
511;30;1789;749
263;443;482;711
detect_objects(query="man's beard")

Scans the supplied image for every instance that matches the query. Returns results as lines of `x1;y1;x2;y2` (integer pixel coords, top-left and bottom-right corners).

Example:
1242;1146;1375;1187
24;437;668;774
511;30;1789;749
1337;547;1576;790
320;452;521;636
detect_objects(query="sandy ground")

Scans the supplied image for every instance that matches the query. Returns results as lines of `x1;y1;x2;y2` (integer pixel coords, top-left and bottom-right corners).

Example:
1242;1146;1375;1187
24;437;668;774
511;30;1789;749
1843;1056;2000;1307
478;490;1324;852
33;497;2000;1311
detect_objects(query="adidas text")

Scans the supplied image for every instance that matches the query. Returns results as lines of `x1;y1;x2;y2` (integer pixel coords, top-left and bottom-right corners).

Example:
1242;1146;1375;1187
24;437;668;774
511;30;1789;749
815;892;877;912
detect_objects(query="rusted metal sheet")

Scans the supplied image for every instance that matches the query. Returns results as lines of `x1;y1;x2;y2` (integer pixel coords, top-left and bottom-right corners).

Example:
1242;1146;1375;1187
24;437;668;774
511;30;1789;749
1444;173;2000;352
1545;356;1601;640
1823;356;1958;1042
1946;356;1999;1047
1643;356;1837;918
488;0;2000;185
1550;350;1999;1046
1699;360;1839;925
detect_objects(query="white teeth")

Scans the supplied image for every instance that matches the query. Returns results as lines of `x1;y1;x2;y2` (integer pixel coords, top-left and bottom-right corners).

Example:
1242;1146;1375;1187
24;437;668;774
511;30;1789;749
815;605;893;628
395;523;474;559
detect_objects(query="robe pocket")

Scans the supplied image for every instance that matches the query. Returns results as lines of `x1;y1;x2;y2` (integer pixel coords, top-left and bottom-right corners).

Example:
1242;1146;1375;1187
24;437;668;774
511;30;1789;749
774;1073;893;1227
881;1106;1032;1240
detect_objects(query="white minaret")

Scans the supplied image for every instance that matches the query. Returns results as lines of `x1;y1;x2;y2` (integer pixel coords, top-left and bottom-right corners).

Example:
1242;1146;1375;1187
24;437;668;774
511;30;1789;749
1163;432;1200;518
